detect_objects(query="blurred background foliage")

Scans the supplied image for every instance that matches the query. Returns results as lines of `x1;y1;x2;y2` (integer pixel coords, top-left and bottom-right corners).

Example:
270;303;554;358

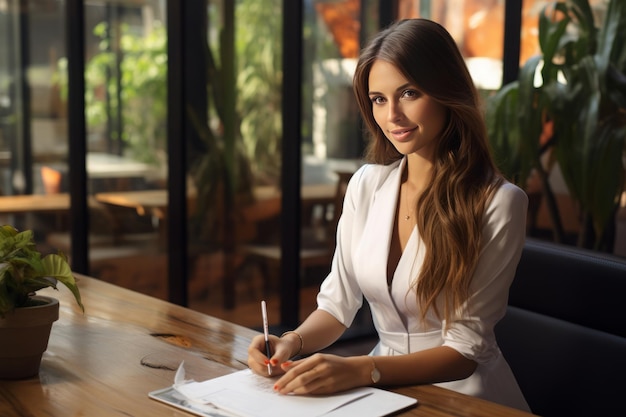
486;0;626;251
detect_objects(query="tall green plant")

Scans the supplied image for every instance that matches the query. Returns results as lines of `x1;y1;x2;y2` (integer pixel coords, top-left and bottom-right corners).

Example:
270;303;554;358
236;0;283;182
56;22;167;166
487;0;626;251
189;0;282;245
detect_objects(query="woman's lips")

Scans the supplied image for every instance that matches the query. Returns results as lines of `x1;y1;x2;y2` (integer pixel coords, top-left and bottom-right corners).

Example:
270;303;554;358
390;127;416;141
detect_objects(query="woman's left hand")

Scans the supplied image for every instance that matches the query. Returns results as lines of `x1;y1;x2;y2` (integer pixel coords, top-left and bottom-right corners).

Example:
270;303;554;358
273;353;370;395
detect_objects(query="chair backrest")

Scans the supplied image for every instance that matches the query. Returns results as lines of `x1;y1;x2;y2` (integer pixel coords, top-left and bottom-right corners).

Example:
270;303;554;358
496;238;626;416
327;171;353;248
496;306;626;416
510;238;626;337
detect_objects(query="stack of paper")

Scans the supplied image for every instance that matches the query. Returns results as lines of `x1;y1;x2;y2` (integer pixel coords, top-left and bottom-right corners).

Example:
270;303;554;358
149;362;417;417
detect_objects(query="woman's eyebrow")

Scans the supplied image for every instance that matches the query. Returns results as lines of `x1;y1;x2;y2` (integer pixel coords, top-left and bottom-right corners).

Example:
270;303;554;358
368;83;413;96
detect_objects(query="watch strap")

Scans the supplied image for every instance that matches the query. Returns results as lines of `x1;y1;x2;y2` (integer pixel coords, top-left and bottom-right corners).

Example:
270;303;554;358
370;356;381;384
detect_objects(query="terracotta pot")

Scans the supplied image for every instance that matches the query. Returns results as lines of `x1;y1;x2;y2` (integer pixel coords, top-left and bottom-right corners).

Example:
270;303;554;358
0;296;59;379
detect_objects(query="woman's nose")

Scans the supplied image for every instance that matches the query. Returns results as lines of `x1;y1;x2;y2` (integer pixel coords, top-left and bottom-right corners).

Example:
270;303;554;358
387;102;403;122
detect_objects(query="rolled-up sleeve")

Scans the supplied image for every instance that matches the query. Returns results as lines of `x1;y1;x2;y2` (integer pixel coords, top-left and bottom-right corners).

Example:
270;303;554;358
316;166;367;327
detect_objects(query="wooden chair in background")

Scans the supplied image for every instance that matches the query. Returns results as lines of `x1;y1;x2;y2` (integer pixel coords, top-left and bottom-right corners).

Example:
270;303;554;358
231;171;353;309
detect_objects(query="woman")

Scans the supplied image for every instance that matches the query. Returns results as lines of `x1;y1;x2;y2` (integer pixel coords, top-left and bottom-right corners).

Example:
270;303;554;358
248;18;530;412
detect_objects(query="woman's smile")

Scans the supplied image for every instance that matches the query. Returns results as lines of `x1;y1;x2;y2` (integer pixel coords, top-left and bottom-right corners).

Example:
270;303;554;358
389;126;417;142
368;60;447;159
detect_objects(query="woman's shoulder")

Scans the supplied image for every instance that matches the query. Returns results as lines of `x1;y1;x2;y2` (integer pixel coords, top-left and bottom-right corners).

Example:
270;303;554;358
493;180;528;204
487;179;529;217
349;160;402;191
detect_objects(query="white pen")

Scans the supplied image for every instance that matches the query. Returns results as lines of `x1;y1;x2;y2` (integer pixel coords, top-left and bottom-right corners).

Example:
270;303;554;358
261;300;272;375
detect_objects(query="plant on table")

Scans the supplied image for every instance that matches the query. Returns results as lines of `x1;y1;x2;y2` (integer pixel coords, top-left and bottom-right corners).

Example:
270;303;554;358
0;225;83;317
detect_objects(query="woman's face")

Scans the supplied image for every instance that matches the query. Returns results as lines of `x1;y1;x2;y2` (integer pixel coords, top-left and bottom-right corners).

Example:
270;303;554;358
368;59;447;161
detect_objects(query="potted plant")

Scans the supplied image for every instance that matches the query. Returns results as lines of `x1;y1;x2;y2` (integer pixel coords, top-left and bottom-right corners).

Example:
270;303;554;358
0;225;84;379
486;0;626;251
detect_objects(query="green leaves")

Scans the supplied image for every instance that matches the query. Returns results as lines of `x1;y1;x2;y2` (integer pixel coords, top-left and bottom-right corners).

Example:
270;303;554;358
485;82;523;182
0;226;83;317
41;254;84;313
487;0;626;250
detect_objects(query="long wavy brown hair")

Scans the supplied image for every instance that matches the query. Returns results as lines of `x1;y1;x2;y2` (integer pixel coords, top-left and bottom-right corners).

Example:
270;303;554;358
353;19;503;325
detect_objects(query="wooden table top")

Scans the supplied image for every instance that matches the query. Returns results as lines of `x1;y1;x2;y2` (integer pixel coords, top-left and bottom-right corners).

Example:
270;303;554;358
94;183;337;223
0;193;71;214
0;193;103;215
0;276;536;417
95;184;336;211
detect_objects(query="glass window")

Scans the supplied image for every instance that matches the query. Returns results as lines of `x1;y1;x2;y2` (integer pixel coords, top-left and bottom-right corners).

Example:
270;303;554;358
398;0;506;92
186;0;284;327
0;2;74;248
297;0;379;325
78;3;169;298
521;0;611;65
396;0;612;91
0;0;170;298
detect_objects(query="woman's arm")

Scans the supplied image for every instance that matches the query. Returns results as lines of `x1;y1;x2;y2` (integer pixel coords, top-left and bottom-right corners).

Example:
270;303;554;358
247;309;346;376
286;309;347;355
370;346;477;386
249;168;370;377
273;346;477;395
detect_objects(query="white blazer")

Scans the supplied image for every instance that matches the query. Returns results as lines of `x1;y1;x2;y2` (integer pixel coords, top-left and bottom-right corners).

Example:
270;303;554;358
317;157;531;412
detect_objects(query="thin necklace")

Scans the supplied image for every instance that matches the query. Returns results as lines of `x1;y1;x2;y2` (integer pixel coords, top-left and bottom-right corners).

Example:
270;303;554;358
403;186;413;221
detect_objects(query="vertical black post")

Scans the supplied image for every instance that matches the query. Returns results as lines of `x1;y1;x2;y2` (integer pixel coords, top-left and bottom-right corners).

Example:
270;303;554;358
502;0;523;85
280;0;303;328
166;0;188;306
184;5;207;161
379;0;396;28
66;0;90;274
17;1;32;195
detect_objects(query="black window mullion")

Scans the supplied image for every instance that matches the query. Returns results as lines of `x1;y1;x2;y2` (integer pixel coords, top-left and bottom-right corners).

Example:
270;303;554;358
166;0;188;306
280;0;304;328
66;0;89;275
502;0;523;85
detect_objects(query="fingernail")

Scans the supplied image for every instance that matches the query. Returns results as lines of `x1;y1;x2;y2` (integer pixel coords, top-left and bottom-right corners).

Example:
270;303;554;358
264;359;270;365
273;384;279;391
270;359;278;365
283;360;293;367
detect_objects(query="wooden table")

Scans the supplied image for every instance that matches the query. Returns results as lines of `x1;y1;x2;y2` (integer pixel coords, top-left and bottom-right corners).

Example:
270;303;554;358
0;194;111;238
0;276;536;417
0;193;105;215
0;194;90;232
0;193;71;214
95;189;177;219
94;184;337;249
94;184;337;219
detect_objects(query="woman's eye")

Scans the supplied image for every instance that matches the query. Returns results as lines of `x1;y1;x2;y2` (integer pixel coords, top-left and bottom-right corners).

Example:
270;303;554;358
402;89;420;99
370;96;385;105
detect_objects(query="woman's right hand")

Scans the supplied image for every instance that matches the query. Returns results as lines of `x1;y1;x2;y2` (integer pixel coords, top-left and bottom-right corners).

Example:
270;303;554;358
247;333;296;377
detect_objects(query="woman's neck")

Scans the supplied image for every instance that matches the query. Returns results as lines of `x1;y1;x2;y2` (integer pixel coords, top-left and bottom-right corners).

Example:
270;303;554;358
403;153;433;191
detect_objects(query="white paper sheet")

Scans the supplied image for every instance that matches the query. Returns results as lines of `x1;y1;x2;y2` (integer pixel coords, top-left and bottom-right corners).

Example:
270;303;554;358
173;363;370;417
150;362;417;417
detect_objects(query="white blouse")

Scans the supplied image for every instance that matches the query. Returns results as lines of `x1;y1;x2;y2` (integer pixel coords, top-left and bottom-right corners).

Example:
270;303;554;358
317;157;531;412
